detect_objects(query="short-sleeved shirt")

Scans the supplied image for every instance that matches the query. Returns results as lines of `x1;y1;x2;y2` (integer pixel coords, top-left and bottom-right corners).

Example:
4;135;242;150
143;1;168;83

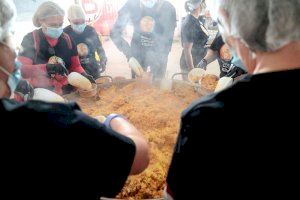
167;68;300;199
180;14;209;70
0;99;136;199
210;34;235;77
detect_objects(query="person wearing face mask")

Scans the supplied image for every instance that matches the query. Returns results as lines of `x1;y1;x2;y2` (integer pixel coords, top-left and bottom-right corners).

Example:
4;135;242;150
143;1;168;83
198;33;247;79
180;0;209;79
64;5;107;79
0;42;31;100
18;1;95;95
111;0;176;80
165;0;300;199
0;1;149;199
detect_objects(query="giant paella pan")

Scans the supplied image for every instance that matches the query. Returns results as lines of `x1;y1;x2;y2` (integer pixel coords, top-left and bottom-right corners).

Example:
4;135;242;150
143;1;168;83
64;75;218;199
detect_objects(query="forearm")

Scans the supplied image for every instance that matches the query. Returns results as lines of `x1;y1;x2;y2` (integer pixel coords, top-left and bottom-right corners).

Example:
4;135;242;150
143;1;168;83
95;34;108;63
18;56;47;78
69;56;85;74
204;49;218;64
110;117;143;139
110;117;149;175
97;47;107;63
110;31;132;59
183;47;194;70
110;10;132;59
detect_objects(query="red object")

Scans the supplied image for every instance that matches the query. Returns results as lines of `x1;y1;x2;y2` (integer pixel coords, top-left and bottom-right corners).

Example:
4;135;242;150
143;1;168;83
80;0;126;36
45;35;59;47
18;56;70;95
70;56;85;74
14;93;25;102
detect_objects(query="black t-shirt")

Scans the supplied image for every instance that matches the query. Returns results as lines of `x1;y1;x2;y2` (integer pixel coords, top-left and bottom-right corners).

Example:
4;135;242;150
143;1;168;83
19;29;77;70
210;34;235;77
111;0;177;59
167;69;300;199
64;25;107;65
0;99;135;199
180;14;209;70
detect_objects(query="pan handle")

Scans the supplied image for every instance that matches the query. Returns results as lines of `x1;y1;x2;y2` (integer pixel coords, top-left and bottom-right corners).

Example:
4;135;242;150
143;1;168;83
172;73;188;80
97;75;114;83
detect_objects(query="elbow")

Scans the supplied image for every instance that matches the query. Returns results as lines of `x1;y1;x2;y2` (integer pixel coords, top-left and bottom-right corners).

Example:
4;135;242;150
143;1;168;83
110;27;121;43
110;28;117;41
130;135;150;175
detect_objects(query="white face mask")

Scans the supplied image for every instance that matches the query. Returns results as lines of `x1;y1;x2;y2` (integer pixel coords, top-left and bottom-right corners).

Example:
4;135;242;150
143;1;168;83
141;0;158;8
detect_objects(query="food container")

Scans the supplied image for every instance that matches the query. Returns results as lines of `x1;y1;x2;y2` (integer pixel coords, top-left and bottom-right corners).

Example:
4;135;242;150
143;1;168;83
68;72;93;91
188;68;206;83
33;88;66;103
199;74;219;96
78;83;98;98
215;77;233;92
96;76;113;84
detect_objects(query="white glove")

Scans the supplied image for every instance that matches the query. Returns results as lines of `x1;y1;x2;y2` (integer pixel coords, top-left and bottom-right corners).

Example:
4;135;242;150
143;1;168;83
215;77;233;92
128;57;144;77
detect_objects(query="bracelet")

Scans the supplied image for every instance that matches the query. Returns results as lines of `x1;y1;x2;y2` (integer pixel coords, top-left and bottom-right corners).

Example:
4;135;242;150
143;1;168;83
104;114;125;128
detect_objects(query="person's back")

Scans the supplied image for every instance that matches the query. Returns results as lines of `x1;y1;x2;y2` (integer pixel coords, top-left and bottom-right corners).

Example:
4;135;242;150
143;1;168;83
0;2;149;198
166;0;300;199
0;100;137;199
167;69;300;199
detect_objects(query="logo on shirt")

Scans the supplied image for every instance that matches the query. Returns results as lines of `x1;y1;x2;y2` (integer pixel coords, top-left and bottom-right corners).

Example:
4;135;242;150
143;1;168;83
140;16;156;47
140;16;155;33
220;44;233;62
77;43;89;57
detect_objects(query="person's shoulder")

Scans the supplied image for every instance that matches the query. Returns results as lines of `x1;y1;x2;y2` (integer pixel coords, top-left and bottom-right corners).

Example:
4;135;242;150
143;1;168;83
181;15;192;28
1;99;80;117
161;0;175;10
182;92;223;121
123;0;138;10
182;77;252;120
22;100;81;114
85;25;97;34
63;25;72;33
22;30;37;41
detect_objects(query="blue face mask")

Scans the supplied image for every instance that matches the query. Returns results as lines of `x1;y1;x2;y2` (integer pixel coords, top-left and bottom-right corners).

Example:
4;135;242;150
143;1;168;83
142;0;158;8
45;26;64;39
71;23;87;34
0;61;22;94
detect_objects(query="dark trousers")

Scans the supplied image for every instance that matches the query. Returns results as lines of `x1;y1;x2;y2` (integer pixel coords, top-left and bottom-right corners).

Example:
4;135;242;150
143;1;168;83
132;50;169;81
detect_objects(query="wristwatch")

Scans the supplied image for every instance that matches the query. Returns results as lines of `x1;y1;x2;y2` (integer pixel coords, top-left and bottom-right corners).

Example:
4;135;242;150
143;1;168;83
104;114;125;128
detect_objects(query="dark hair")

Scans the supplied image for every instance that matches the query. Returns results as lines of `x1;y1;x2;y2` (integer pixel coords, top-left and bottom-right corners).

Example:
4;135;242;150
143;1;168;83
185;1;192;13
185;0;203;13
